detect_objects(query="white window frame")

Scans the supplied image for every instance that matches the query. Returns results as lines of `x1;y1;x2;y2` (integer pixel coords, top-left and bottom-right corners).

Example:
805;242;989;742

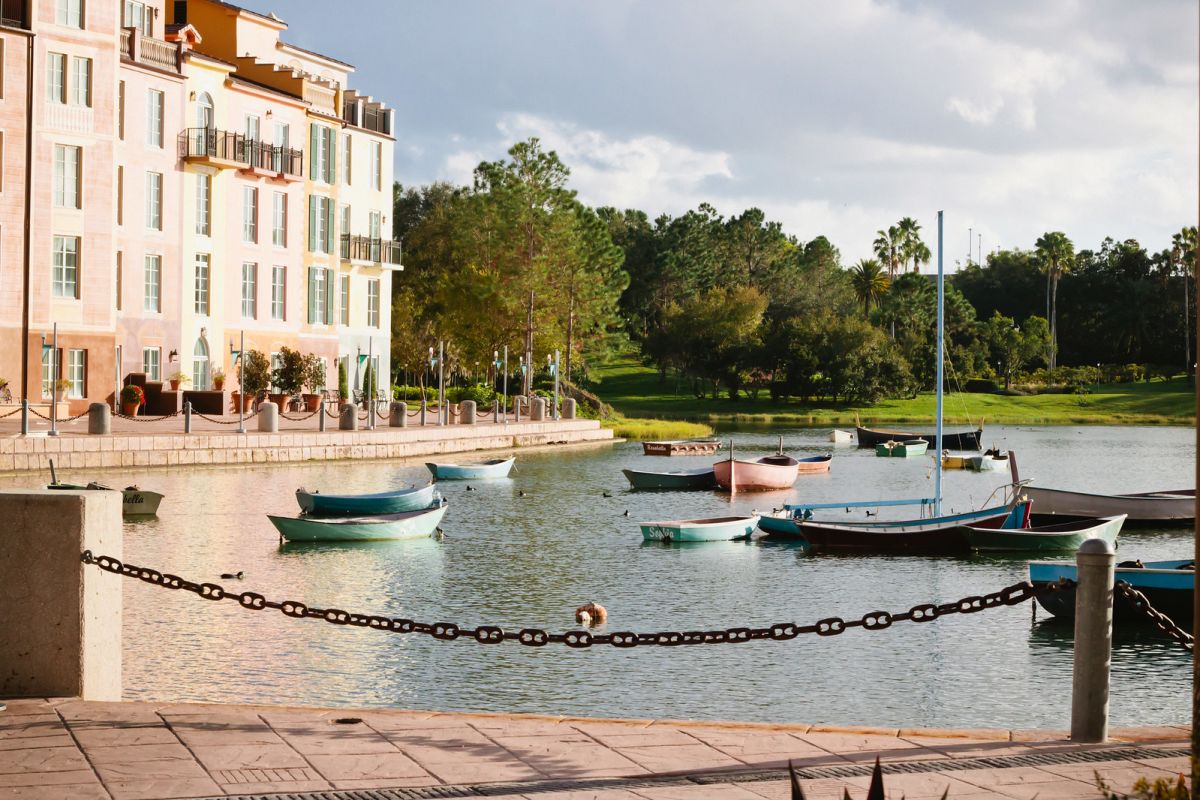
194;253;210;315
195;173;210;235
146;89;163;148
370;141;382;190
367;278;380;328
242;186;258;243
368;210;381;241
271;266;286;321
53;144;81;209
70;56;90;107
244;114;260;142
342;133;352;185
66;349;85;398
143;254;160;313
340;274;350;325
142;346;161;381
52;235;79;298
145;171;162;230
123;0;151;35
56;0;83;28
47;53;66;104
272;191;286;247
241;262;257;319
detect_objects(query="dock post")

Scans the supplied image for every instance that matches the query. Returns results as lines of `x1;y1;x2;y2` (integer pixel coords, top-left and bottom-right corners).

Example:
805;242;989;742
1070;538;1115;743
88;403;111;435
420;399;427;426
183;401;191;434
318;398;326;432
20;398;28;435
391;401;406;427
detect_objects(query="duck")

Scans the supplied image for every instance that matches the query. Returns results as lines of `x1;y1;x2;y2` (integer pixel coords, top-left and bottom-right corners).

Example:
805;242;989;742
220;571;244;580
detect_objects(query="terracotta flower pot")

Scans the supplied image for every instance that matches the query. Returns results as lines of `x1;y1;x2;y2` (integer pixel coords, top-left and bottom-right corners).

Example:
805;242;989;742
169;380;180;391
213;378;225;391
268;392;287;408
230;392;253;412
303;393;320;412
121;401;140;417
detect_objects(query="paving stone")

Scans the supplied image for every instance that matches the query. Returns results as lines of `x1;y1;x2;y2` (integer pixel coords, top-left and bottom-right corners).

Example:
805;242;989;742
0;770;100;789
632;783;767;799
0;747;91;775
684;729;831;766
0;783;110;799
272;724;399;755
102;776;225;800
614;743;743;774
492;733;647;779
83;744;196;765
796;732;944;763
306;751;429;781
571;725;699;748
187;743;308;771
0;735;76;753
71;726;178;749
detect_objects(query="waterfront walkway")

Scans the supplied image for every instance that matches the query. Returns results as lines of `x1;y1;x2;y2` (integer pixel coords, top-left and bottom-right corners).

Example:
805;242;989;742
0;699;1187;799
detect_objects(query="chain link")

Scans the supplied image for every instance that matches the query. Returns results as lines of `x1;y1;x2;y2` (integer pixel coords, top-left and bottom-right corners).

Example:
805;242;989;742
193;409;259;425
279;407;321;421
80;550;1074;649
0;406;24;419
115;411;181;423
1114;581;1194;651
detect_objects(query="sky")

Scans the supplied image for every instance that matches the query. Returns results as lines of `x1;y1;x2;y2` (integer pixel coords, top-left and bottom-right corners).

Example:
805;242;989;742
274;0;1198;266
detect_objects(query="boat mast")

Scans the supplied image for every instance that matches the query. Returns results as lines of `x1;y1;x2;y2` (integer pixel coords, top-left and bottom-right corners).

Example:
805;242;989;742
935;210;945;516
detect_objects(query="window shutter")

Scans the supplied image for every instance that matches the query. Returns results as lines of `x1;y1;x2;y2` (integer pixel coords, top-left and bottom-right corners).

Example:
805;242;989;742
324;198;335;254
307;196;317;252
325;128;336;184
324;268;335;325
309;124;318;180
307;267;316;324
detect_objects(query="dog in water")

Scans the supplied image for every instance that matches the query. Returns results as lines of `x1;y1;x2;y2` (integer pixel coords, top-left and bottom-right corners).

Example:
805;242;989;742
575;602;608;626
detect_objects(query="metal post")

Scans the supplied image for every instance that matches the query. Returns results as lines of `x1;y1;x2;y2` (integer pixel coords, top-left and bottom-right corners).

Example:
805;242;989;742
49;323;59;437
502;346;508;425
367;338;374;431
1193;254;1199;787
183;401;191;434
420;399;427;426
20;399;29;435
515;395;521;423
318;398;326;432
934;211;944;515
113;346;119;413
1071;538;1115;743
237;330;245;434
553;349;560;420
493;398;499;423
438;340;445;426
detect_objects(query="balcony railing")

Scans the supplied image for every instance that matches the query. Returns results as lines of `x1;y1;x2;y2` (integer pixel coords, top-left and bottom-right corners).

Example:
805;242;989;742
343;101;391;136
341;234;401;265
0;0;27;28
119;28;181;73
177;128;304;177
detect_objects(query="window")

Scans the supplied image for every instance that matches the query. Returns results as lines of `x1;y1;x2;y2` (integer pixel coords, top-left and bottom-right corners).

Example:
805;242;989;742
369;211;381;241
310;124;335;183
367;279;380;327
272;122;290;171
340;204;350;242
341;133;351;185
53;145;81;209
241;262;257;318
340;274;349;325
307;267;334;324
117;81;125;139
271;266;286;320
145;172;162;230
143;254;160;312
47;54;66;104
142;347;160;381
66;349;85;398
41;346;56;398
0;39;5;100
115;251;122;311
192;338;209;390
308;195;333;253
52;236;78;298
70;57;90;107
146;90;163;148
123;0;151;35
195;173;210;235
194;253;210;315
242;186;257;243
116;166;123;224
56;0;82;28
195;92;213;129
370;141;382;190
272;192;286;246
244;114;259;141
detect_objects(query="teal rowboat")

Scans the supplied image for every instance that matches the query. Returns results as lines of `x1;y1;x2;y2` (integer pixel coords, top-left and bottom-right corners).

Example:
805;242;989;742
621;468;717;491
640;515;760;543
48;481;164;516
296;484;436;516
874;439;929;458
426;457;515;480
1030;558;1194;623
269;502;448;542
963;514;1126;553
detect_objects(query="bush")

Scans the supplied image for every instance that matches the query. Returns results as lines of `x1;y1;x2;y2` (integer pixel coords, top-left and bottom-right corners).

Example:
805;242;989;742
303;354;326;394
239;350;271;395
120;384;144;405
447;384;495;405
271;347;306;395
337;360;349;401
964;378;999;393
361;362;375;399
392;384;437;403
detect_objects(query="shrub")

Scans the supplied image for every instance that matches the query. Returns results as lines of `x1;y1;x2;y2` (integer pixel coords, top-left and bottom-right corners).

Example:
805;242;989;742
392;384;437;403
302;354;326;394
169;371;190;385
271;347;305;396
447;384;495;405
964;378;999;393
120;384;144;405
239;350;271;395
337;360;349;401
361;362;375;399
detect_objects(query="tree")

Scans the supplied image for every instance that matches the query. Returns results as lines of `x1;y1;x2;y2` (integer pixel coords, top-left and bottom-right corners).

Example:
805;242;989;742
1171;226;1197;375
849;259;889;317
1034;231;1075;371
897;217;930;273
657;286;767;399
983;312;1049;389
873;225;903;281
337;359;349;402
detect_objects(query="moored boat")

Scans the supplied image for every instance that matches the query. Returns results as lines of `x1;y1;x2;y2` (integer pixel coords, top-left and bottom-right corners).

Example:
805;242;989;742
941;453;972;469
796;454;833;473
964;514;1125;553
829;429;854;444
269;502;449;542
1030;558;1194;623
642;439;723;456
1022;486;1195;524
425;457;515;480
968;448;1009;472
621;467;717;491
47;480;164;516
857;425;983;451
713;454;800;492
640;515;759;543
874;439;929;458
296;483;436;516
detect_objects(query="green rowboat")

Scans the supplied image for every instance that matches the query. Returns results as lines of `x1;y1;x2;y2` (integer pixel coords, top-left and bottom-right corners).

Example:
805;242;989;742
269;502;448;542
963;514;1126;553
640;515;759;543
874;439;929;458
621;467;717;491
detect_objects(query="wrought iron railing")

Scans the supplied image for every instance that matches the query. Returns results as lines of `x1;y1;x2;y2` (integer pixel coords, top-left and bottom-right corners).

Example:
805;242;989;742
341;234;401;265
177;129;303;177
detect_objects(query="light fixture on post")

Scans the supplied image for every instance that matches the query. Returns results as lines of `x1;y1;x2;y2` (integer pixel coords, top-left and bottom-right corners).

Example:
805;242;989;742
229;332;245;433
168;349;178;362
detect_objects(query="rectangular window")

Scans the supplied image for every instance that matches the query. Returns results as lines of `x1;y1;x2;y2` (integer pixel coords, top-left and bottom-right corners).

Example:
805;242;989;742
272;121;290;171
143;254;160;312
115;251;122;311
56;0;82;28
146;90;163;148
41;346;56;398
52;235;79;298
0;39;5;100
340;204;350;242
272;192;286;247
117;80;125;139
47;54;66;104
66;349;85;398
308;195;333;253
367;279;380;328
370;141;382;190
271;266;286;320
142;347;160;382
242;186;257;243
123;0;151;35
340;274;350;325
116;166;123;224
195;173;210;235
308;267;325;324
145;172;162;230
244;114;259;142
70;57;91;107
53;145;81;209
369;210;381;241
310;124;335;184
241;262;257;318
194;253;210;315
341;133;351;185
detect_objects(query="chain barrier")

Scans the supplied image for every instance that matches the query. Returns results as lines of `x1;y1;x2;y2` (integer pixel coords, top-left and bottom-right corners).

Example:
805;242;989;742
376;405;390;420
1114;581;1194;652
114;411;181;423
79;550;1074;649
30;407;92;422
279;407;321;421
0;407;23;419
324;405;341;419
193;409;259;425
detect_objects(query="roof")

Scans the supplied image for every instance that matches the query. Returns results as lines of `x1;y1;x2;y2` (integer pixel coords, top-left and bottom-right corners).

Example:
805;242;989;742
277;40;355;71
203;0;287;30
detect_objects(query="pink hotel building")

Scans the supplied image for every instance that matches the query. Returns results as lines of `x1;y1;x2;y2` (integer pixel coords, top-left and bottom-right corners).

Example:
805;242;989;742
0;0;400;415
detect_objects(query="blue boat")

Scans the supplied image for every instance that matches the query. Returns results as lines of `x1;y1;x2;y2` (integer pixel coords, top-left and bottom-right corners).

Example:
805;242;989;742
270;502;448;543
1030;558;1194;624
296;484;437;516
425;456;515;481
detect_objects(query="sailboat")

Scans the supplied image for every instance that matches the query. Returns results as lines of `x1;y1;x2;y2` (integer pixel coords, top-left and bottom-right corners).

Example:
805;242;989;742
757;212;1023;554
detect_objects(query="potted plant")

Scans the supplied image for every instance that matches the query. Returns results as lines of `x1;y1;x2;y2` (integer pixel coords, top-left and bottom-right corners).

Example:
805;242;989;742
168;371;191;392
337;359;350;409
54;378;71;402
120;384;144;416
212;368;225;391
270;346;305;408
302;354;326;412
233;349;270;412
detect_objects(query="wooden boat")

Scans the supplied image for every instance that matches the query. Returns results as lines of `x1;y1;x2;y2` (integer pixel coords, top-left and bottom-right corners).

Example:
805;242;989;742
1030;558;1194;623
269;502;449;542
640;515;759;542
941;453;972;469
1022;486;1195;524
968;448;1009;472
47;480;164;516
857;425;982;451
296;484;436;516
796;454;833;473
642;439;722;456
963;514;1125;553
713;454;799;492
425;457;515;480
829;429;854;444
874;439;928;458
621;467;716;491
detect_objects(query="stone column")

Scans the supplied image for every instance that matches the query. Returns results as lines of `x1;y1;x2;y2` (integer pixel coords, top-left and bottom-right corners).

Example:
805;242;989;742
562;398;577;419
460;400;476;424
0;489;122;700
87;403;111;435
340;403;358;431
257;401;279;433
531;397;546;421
1071;538;1116;743
391;401;407;427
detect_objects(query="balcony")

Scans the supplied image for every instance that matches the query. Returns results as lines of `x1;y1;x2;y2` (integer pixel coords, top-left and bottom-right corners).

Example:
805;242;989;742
342;95;393;137
341;234;402;267
0;0;27;28
178;128;304;179
120;28;181;73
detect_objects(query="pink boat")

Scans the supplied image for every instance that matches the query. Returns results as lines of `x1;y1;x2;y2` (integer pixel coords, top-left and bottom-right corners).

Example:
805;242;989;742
713;454;800;492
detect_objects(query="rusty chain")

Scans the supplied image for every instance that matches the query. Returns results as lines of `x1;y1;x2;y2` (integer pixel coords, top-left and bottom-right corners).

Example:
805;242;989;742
115;411;181;423
1114;581;1194;652
279;407;321;421
30;407;92;422
0;407;22;419
80;550;1073;648
193;409;259;425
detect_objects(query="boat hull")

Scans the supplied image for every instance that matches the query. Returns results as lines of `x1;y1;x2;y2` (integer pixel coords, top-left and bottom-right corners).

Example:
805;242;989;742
270;504;449;542
426;457;515;480
796;455;833;473
964;515;1125;553
874;440;929;458
642;439;722;456
775;504;1023;553
712;457;799;492
621;468;716;491
969;454;1007;471
829;429;854;444
296;484;436;516
1030;559;1194;623
1023;486;1194;523
640;515;759;542
857;426;982;451
48;482;163;516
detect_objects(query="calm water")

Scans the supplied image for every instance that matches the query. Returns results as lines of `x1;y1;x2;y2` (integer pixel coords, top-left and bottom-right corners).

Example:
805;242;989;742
5;425;1194;728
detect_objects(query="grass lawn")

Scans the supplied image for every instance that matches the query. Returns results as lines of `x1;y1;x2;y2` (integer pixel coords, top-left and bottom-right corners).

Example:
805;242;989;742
591;355;1197;426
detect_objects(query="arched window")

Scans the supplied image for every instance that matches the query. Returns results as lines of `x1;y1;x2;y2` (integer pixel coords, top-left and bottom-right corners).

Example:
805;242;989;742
195;92;214;129
192;337;209;390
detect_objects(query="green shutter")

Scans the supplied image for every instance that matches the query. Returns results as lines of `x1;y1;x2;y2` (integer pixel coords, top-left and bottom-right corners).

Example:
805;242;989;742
309;124;318;181
307;267;317;324
325;128;336;184
324;268;335;325
307;196;317;252
324;198;335;254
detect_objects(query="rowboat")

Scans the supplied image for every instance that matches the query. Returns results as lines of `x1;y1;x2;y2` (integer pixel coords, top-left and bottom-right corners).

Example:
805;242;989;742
856;425;982;451
269;502;449;542
296;483;436;516
829;429;854;444
640;515;759;543
1022;486;1195;524
713;454;799;492
47;480;164;516
968;449;1009;472
621;467;716;491
941;453;972;469
874;439;928;458
642;439;722;456
1029;558;1194;623
796;454;833;473
963;514;1125;553
425;457;515;480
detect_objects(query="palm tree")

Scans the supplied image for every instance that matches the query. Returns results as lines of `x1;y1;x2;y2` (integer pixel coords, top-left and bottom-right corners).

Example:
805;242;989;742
1034;231;1075;372
849;259;889;317
1171;226;1197;375
873;226;902;281
896;217;923;272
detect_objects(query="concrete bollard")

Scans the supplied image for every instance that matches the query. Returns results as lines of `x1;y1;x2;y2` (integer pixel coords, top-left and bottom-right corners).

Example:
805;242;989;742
562;398;576;419
257;401;279;432
0;489;122;700
460;400;476;424
420;400;427;426
87;402;111;435
531;396;546;421
514;395;523;423
1070;538;1116;743
340;402;358;431
391;401;407;427
183;401;192;434
318;398;327;432
493;398;500;423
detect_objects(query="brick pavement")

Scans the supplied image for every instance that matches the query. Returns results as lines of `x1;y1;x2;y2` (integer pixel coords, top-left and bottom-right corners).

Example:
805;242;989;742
0;699;1188;799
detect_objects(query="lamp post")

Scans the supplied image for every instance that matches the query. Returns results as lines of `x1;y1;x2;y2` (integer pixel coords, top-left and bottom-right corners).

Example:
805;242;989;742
502;346;508;424
229;332;245;434
438;340;445;425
